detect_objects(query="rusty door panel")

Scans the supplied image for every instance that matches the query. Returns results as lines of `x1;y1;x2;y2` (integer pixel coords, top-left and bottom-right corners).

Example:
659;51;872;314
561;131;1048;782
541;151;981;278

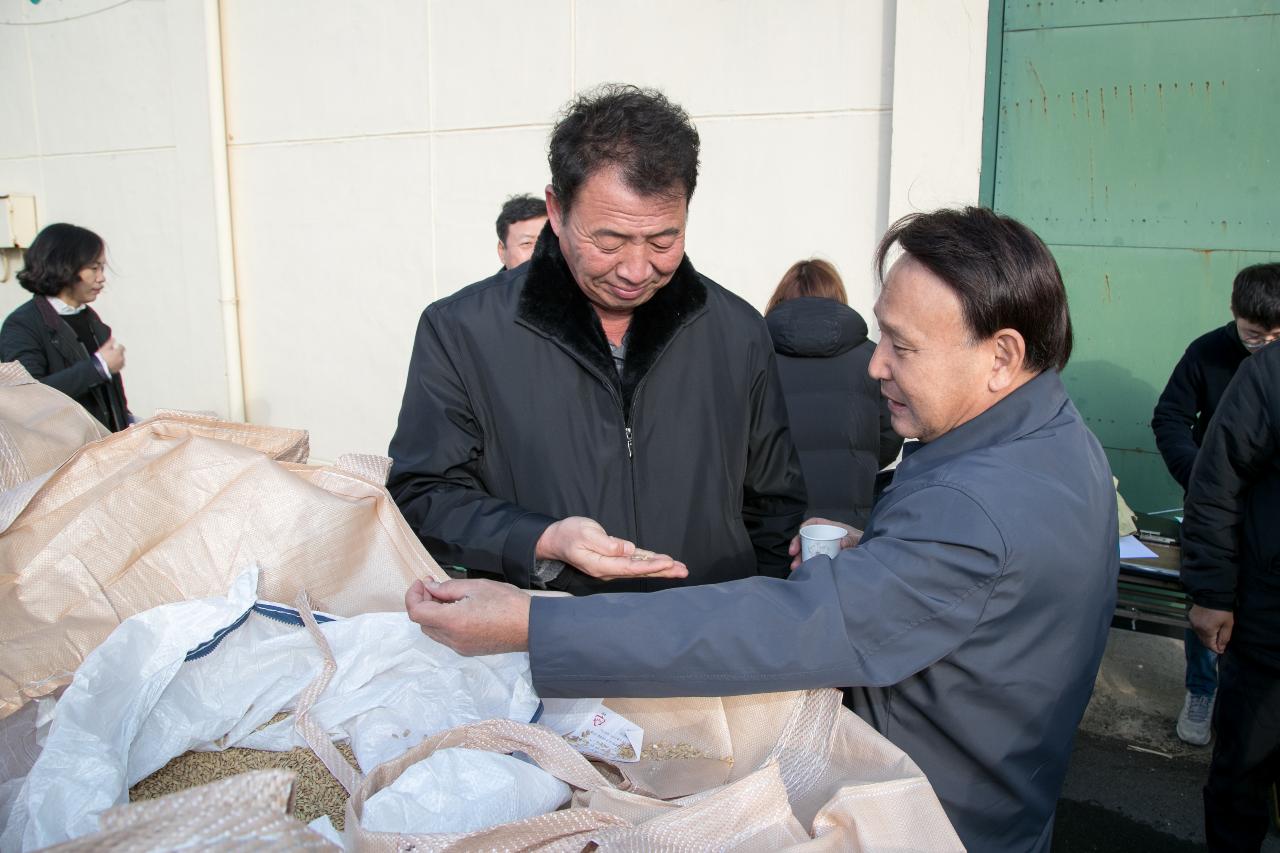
1005;0;1280;31
989;6;1280;510
996;16;1278;250
1053;245;1280;509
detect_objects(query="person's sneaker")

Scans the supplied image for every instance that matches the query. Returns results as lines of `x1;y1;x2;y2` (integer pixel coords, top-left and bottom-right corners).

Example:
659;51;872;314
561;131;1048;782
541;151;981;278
1176;691;1214;745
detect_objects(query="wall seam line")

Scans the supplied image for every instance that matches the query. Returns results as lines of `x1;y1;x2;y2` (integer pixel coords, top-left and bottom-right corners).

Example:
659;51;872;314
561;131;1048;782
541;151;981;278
426;0;438;303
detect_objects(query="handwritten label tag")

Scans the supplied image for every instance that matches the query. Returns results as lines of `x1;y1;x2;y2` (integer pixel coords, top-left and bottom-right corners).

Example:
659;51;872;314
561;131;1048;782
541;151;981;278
538;698;643;763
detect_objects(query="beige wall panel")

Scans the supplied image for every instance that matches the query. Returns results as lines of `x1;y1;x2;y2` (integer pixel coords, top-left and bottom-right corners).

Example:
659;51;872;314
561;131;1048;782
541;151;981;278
429;0;571;130
575;0;893;115
432;127;551;295
221;0;431;145
887;0;987;219
25;1;174;156
37;150;227;417
229;136;433;460
0;1;230;420
691;113;891;322
0;29;39;158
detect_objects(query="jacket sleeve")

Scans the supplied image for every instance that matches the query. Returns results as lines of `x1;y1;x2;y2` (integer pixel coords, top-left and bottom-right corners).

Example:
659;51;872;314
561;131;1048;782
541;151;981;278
530;483;1004;697
740;349;807;579
0;311;105;401
386;309;555;588
1180;354;1276;610
1151;349;1202;490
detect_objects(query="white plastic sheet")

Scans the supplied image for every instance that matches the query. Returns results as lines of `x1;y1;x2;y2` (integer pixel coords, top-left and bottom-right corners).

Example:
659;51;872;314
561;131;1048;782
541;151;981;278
1;566;541;851
359;749;570;835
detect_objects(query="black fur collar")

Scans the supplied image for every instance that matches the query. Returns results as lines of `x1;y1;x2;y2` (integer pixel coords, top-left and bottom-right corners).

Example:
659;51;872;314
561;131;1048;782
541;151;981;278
517;223;708;417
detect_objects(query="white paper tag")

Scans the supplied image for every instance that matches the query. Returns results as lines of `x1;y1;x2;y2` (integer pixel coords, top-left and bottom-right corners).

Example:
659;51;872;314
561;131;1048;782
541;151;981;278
537;698;644;763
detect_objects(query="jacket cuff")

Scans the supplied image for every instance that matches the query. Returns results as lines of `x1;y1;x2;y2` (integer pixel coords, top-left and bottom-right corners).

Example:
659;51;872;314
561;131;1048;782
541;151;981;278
501;512;557;589
528;595;581;696
1189;591;1234;611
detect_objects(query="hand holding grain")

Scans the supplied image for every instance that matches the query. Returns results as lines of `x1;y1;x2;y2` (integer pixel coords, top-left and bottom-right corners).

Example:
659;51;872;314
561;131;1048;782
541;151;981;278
404;578;531;656
535;516;688;581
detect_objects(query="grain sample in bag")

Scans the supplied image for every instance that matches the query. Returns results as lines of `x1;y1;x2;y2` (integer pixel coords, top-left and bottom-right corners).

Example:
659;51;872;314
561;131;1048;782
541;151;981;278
2;566;541;851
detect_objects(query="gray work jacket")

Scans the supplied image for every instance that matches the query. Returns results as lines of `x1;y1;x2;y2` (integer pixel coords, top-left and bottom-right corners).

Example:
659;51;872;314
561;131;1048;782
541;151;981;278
529;370;1119;853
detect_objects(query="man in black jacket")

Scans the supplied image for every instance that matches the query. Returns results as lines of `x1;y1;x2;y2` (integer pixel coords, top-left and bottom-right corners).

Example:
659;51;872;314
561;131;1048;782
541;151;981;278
1181;339;1280;852
388;85;806;594
1151;262;1280;745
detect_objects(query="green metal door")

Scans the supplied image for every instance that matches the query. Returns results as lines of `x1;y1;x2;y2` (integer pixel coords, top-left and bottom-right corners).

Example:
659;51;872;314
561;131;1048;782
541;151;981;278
982;2;1280;511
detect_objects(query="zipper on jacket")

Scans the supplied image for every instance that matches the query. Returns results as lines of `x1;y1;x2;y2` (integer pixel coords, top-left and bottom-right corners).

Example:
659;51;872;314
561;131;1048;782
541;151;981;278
625;425;634;459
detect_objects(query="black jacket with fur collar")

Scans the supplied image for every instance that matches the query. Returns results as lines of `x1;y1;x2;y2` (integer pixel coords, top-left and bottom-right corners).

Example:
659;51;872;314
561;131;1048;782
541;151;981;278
389;227;806;593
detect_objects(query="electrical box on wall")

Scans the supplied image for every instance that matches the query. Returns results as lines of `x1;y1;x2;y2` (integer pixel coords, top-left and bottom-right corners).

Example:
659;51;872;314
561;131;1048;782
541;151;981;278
0;195;39;249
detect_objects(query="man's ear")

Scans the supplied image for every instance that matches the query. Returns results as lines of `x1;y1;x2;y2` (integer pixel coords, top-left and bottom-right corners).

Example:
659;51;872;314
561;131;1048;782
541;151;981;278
545;185;563;237
989;328;1028;392
496;240;507;267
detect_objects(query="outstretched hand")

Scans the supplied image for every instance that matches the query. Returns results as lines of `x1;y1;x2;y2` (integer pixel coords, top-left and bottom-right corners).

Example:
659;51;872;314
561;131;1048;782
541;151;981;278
404;578;531;656
537;516;688;581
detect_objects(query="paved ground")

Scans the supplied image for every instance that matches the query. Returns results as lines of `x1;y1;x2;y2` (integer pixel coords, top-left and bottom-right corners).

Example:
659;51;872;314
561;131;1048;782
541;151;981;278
1052;629;1280;851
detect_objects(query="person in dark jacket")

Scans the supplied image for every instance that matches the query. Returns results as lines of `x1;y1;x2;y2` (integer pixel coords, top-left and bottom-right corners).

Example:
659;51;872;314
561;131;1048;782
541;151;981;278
388;84;807;593
765;259;901;528
1151;262;1280;746
1181;339;1280;852
0;223;130;432
405;207;1119;852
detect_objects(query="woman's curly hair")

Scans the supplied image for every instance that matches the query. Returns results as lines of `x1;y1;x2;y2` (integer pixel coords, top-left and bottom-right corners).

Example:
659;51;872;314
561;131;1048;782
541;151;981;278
16;223;104;297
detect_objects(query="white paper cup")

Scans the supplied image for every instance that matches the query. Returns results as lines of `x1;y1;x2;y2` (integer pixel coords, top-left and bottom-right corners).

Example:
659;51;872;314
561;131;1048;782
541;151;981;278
799;524;847;562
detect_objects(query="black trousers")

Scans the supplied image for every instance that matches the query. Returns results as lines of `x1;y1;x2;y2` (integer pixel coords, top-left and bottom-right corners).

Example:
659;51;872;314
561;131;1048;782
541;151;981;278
1204;646;1280;851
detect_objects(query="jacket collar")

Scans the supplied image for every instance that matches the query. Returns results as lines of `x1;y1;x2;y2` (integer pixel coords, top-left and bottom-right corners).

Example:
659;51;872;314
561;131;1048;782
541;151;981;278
516;223;708;416
890;370;1070;485
33;294;64;332
32;296;101;366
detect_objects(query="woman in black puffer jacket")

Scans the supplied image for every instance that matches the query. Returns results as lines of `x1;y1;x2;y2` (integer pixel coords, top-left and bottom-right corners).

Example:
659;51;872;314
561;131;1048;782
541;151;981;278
765;259;902;528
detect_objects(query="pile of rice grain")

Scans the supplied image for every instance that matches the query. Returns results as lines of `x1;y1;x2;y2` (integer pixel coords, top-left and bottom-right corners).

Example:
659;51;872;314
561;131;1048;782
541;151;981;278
129;741;359;829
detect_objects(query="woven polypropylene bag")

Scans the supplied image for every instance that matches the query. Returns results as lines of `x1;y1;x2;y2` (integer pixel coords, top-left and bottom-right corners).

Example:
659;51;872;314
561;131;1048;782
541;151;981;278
339;689;964;852
0;414;446;720
42;770;338;851
0;361;108;491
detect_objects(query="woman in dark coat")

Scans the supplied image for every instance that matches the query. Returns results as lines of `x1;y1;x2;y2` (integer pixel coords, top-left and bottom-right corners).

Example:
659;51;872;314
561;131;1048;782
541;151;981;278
0;223;131;431
765;259;901;528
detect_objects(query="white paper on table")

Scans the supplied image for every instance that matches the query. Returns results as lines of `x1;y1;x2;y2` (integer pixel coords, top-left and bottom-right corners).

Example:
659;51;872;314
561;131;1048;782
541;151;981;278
1119;535;1158;560
537;699;643;763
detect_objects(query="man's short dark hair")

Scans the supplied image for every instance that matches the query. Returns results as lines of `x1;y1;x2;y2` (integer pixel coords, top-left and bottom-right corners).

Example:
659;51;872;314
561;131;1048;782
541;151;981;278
874;207;1073;373
495;194;547;244
548;83;700;213
16;223;105;297
1230;262;1280;327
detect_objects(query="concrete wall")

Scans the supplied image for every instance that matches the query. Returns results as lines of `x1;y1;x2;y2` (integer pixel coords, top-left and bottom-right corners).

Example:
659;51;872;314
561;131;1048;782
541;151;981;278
0;0;232;418
0;0;988;462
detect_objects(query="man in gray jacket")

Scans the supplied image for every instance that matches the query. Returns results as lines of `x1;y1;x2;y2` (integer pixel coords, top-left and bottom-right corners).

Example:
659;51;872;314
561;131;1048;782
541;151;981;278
405;207;1120;852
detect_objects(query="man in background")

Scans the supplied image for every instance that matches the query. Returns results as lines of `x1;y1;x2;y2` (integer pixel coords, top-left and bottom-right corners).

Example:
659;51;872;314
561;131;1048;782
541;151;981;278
495;194;547;271
1152;262;1280;745
1181;338;1280;852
